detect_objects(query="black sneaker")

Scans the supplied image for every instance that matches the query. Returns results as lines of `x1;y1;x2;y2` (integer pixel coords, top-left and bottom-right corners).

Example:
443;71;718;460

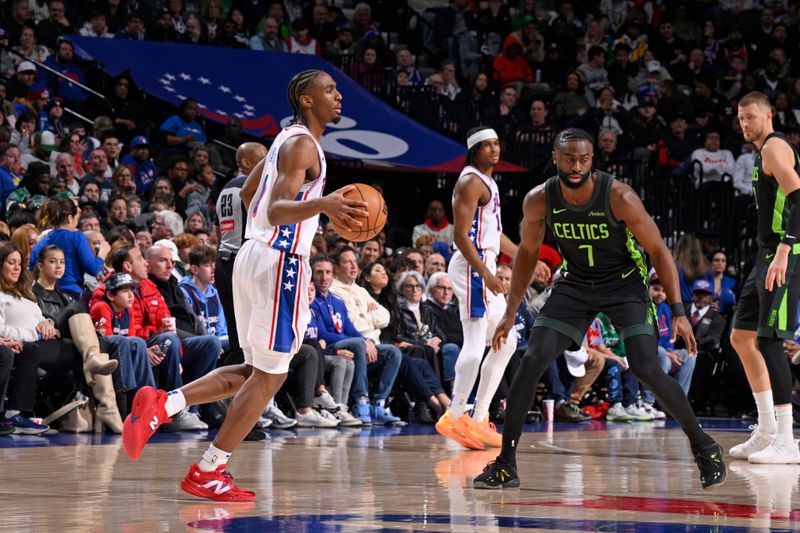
694;442;727;489
472;459;520;489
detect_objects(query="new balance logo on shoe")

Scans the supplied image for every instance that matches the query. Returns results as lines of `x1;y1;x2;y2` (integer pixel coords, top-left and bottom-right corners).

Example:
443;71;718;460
201;479;232;495
149;416;159;431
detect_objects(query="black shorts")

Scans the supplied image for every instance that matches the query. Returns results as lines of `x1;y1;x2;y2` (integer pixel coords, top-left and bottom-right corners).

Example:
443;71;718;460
733;247;800;339
533;276;657;350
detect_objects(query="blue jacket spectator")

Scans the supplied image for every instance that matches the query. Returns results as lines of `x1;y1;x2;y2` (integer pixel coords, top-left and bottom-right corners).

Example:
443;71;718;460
512;300;535;353
655;300;674;350
0;145;21;205
705;250;737;315
29;197;109;298
311;291;365;344
43;40;88;106
179;276;228;342
160;98;207;148
120;136;158;192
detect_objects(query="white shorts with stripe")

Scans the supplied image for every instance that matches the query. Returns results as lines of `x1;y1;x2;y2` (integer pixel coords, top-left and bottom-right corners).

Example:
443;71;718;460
449;250;505;323
232;239;310;374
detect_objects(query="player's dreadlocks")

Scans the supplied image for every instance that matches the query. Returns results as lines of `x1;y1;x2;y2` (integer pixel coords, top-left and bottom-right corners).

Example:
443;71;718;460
552;128;595;150
287;70;322;125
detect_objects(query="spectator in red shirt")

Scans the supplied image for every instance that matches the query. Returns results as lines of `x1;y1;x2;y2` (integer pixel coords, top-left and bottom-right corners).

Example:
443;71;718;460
492;41;534;92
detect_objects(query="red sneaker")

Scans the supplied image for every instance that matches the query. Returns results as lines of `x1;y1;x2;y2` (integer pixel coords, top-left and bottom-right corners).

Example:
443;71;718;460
180;464;256;502
122;386;170;460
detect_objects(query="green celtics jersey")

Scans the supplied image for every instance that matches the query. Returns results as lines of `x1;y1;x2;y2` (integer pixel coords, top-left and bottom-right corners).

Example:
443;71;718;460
545;170;648;283
753;132;800;249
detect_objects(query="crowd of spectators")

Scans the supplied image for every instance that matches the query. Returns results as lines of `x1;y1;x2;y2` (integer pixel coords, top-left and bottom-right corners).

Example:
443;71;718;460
1;0;800;436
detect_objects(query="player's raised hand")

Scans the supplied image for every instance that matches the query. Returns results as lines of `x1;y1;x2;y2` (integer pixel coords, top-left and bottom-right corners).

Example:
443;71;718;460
484;273;505;295
671;316;698;357
491;312;515;352
322;185;369;230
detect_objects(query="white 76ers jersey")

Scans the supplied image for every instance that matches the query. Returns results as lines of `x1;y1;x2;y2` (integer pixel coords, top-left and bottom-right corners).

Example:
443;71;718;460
246;124;326;257
455;165;501;254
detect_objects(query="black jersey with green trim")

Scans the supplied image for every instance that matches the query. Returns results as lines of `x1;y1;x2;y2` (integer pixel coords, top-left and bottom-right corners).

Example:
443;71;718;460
544;170;648;284
753;132;800;249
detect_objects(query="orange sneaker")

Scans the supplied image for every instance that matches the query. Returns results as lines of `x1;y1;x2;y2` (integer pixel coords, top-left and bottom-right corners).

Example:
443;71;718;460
462;415;502;447
435;410;484;450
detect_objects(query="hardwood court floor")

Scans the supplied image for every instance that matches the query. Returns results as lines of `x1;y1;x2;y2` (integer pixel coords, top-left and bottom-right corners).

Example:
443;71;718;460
1;419;799;532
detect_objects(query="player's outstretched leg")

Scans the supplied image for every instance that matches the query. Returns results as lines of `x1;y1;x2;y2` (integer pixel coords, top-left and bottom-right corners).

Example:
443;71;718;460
624;334;726;488
122;364;251;461
473;328;570;489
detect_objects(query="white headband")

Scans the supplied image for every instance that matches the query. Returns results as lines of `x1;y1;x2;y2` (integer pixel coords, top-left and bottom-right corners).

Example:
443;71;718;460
466;128;499;150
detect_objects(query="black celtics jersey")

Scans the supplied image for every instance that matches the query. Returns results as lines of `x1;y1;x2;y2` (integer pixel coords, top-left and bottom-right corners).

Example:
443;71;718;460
753;132;800;249
545;170;648;283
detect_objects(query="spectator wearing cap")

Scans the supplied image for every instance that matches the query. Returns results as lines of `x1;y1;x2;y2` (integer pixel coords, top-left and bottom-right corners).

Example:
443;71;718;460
46;97;67;139
613;18;648;63
20;130;57;172
89;271;156;394
681;278;725;414
43;39;88;110
35;1;72;49
644;274;695;404
249;16;287;52
121;135;158;193
0;144;22;206
5;161;50;214
325;23;356;57
629;94;665;161
658;111;696;171
79;10;113;38
689;129;734;187
7;61;38;102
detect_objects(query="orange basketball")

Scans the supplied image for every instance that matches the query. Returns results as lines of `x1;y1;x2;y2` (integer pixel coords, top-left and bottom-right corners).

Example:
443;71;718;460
331;183;387;242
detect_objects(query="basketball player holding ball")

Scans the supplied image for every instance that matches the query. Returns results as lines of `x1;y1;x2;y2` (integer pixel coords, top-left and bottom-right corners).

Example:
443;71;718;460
436;126;550;449
121;70;368;501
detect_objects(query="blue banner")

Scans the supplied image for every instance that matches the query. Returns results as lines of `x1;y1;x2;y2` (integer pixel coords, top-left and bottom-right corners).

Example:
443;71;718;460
70;37;511;172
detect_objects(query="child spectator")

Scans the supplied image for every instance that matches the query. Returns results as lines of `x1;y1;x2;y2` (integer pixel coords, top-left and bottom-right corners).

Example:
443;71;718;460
179;245;228;348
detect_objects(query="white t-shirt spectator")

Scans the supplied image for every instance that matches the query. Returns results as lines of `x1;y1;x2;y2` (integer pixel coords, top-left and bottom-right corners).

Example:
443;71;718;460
690;147;735;187
733;151;755;196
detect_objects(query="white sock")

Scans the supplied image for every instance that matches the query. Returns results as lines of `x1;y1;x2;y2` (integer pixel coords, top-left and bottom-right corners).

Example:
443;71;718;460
450;319;489;418
198;443;232;472
753;390;777;434
4;410;20;419
776;404;793;441
164;389;187;417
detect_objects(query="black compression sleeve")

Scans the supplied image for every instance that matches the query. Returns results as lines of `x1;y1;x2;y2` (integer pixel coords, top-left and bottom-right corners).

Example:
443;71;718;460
780;189;800;246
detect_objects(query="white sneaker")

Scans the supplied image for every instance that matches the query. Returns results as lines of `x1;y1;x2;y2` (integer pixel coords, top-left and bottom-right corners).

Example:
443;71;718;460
748;435;800;464
312;391;339;410
263;403;298;429
295;408;339;428
641;402;666;419
162;409;208;431
729;425;775;460
624;403;654;421
333;404;363;427
606;402;633;421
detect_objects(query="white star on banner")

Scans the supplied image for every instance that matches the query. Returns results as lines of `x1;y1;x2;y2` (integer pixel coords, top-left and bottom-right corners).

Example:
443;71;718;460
176;94;186;100
285;268;296;278
198;77;210;85
283;281;295;291
159;78;171;85
179;73;191;80
234;95;246;102
278;239;290;247
281;228;291;238
164;86;175;93
472;272;480;278
164;73;176;81
243;104;255;111
288;257;298;265
197;103;207;109
243;110;255;117
218;85;231;93
216;109;227;115
233;113;244;119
